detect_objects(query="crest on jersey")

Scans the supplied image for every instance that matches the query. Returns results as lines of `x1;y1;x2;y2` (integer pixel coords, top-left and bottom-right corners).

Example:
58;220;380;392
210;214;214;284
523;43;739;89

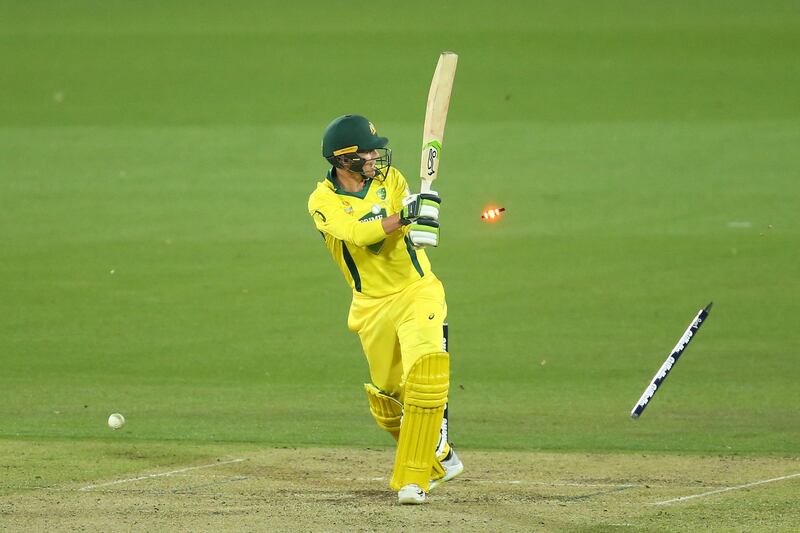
377;187;386;200
368;122;377;135
342;200;353;214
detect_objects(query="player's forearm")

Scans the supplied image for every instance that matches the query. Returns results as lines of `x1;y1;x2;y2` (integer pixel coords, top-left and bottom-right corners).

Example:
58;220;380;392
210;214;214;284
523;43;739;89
381;214;404;235
344;219;390;247
311;207;403;246
347;215;402;246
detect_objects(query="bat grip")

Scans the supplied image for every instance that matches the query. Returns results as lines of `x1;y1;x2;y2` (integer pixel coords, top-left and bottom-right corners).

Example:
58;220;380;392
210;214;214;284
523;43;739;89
420;180;432;193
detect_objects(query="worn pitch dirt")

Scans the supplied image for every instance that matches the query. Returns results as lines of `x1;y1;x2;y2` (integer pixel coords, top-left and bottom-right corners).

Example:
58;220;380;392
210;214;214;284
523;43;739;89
2;448;799;531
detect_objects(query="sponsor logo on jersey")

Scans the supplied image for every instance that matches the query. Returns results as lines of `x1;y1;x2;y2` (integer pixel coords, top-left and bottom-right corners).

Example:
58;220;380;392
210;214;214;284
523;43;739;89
359;207;387;223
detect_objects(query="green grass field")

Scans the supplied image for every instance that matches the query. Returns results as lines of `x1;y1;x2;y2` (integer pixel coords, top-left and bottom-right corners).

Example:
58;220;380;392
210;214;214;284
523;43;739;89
2;1;799;530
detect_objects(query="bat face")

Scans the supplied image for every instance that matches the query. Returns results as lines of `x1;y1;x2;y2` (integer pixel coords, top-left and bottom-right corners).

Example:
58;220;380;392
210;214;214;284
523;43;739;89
420;52;458;192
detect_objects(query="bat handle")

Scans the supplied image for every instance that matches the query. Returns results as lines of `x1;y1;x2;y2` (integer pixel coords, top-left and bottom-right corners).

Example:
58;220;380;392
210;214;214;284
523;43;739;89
420;180;432;193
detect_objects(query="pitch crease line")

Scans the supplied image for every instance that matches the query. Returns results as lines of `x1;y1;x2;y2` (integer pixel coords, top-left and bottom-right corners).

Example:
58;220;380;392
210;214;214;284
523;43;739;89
79;458;246;491
337;477;635;488
651;472;800;506
471;480;637;488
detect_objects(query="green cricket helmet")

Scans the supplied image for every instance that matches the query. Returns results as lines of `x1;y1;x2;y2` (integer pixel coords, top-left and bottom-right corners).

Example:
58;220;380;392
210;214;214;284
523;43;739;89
322;114;392;180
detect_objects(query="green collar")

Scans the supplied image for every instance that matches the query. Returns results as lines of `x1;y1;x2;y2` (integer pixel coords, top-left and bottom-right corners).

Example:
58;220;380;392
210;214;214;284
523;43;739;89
326;167;373;199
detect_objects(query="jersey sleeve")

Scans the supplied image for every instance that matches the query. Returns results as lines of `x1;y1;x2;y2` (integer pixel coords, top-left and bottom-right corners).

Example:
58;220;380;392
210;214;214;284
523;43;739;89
308;190;387;248
388;168;411;214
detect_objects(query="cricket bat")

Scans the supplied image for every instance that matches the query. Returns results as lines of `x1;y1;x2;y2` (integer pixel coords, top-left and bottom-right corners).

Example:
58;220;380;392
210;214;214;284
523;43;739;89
420;51;458;193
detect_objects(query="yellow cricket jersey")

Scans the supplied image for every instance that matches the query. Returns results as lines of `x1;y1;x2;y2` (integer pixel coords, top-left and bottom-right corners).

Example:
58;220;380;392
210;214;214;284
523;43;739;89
308;167;433;298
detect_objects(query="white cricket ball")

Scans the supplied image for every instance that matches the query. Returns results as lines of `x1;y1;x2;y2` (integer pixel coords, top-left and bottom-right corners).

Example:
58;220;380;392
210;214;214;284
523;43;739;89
108;413;126;430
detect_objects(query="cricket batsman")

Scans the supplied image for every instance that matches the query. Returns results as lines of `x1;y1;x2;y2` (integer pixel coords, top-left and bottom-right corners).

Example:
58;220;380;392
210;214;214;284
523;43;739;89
307;114;463;504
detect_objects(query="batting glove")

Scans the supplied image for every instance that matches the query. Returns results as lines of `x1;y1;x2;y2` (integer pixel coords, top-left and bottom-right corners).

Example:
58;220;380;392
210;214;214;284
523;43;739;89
409;218;440;248
400;191;441;225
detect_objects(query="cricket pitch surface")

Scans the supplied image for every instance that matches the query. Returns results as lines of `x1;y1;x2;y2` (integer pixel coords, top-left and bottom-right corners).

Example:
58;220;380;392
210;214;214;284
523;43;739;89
3;447;799;531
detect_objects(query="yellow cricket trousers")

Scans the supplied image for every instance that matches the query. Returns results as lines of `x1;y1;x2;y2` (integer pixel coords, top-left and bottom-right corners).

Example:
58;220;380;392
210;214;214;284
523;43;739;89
347;275;447;399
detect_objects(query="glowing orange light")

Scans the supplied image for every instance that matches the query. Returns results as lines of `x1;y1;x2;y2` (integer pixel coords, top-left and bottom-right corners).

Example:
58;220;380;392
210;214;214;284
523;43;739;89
481;207;506;221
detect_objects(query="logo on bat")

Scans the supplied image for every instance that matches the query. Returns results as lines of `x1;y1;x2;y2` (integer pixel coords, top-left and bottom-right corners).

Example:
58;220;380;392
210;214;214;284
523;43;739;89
424;141;442;177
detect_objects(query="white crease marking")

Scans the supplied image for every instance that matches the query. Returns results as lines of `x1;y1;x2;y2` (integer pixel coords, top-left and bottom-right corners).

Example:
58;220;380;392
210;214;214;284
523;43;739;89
651;472;800;506
335;477;634;488
79;458;246;491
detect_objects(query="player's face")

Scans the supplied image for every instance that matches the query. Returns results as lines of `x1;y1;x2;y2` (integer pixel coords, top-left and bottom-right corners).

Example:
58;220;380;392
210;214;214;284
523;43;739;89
357;150;379;178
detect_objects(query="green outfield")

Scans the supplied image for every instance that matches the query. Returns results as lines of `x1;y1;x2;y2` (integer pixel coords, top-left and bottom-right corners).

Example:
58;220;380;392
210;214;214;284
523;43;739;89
2;1;799;530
